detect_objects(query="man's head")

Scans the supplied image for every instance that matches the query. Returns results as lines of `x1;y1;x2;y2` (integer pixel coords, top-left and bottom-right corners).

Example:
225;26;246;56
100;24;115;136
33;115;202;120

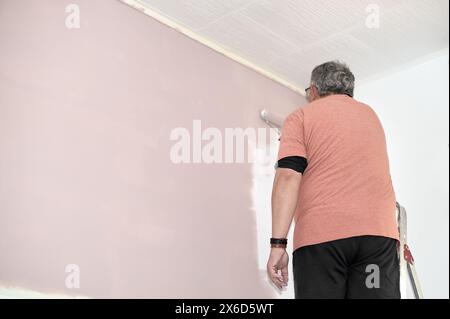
305;61;355;103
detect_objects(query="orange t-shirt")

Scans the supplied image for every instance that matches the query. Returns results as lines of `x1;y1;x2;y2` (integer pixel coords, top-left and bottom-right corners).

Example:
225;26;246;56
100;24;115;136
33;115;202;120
277;94;399;251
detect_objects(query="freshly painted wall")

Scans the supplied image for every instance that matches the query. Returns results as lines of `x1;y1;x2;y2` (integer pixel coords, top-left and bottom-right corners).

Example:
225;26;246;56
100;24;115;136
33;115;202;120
356;51;449;299
0;0;304;298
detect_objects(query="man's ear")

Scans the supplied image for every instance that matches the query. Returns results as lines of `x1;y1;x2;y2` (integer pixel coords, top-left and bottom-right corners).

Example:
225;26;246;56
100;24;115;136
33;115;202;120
311;85;319;99
306;86;314;102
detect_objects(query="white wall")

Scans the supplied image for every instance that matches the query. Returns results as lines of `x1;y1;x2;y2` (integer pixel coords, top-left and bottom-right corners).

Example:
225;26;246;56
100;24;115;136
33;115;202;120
356;51;449;299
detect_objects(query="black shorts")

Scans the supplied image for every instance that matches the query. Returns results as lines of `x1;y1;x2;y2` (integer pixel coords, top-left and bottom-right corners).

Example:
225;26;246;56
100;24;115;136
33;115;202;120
293;235;400;299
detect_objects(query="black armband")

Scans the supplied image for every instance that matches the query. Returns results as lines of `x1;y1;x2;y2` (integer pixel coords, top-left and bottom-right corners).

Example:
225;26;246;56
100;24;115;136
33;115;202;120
277;156;308;174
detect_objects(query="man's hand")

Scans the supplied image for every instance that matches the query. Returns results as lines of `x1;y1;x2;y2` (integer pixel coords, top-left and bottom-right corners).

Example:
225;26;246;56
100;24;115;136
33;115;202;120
267;248;289;290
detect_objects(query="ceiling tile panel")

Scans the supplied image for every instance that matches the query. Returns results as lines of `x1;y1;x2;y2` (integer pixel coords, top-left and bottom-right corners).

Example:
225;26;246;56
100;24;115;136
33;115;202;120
200;12;298;67
268;34;382;87
138;0;254;31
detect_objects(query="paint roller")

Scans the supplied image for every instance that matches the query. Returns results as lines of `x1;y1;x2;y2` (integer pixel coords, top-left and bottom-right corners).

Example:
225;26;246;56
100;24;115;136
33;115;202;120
260;109;284;129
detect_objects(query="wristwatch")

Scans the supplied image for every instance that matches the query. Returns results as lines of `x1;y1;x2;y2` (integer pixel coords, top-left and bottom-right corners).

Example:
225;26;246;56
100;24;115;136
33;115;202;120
270;237;287;248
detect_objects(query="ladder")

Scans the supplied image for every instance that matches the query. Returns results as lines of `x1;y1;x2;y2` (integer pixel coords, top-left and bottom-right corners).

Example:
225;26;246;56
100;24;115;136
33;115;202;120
396;202;424;299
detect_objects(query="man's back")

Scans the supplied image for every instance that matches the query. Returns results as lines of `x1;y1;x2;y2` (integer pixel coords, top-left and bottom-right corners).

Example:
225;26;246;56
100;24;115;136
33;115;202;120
269;61;400;299
278;94;399;251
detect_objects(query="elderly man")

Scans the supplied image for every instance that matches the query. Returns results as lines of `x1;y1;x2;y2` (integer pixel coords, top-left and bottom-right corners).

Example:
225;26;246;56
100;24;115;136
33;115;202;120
267;61;400;299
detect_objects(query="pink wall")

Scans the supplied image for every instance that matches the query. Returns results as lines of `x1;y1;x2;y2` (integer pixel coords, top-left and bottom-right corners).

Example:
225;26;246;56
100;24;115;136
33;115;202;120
0;0;304;298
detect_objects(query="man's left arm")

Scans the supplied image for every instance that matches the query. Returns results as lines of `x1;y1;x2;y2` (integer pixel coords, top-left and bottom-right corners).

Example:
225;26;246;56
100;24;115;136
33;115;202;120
267;110;308;290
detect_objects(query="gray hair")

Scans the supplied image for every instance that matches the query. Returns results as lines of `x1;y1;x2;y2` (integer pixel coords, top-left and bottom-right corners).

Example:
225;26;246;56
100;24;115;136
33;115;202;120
310;61;355;97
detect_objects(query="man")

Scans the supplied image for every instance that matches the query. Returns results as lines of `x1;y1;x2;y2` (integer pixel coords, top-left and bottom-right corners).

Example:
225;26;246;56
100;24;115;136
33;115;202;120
266;61;400;299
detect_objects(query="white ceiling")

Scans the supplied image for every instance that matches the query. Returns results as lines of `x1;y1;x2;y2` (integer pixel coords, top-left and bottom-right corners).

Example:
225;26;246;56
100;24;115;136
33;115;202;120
126;0;449;92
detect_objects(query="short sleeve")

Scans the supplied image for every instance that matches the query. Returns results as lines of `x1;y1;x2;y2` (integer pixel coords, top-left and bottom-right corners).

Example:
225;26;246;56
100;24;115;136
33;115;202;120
277;110;307;161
